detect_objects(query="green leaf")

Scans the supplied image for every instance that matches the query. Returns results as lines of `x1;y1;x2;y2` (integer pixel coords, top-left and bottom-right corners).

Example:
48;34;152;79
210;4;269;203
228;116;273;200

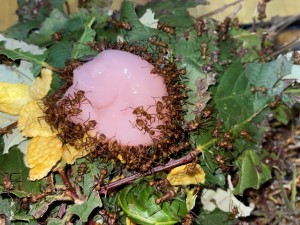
71;17;96;59
67;191;102;222
0;196;11;217
47;218;62;225
120;1;158;42
119;178;187;225
137;0;202;28
0;146;41;197
215;57;292;135
0;46;50;76
233;150;272;194
230;28;262;62
47;40;73;68
28;9;68;47
5;21;41;40
195;208;237;225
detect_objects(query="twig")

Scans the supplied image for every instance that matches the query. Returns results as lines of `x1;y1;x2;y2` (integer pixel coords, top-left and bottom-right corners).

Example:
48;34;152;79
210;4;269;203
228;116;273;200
268;37;300;57
56;164;84;204
198;0;244;19
99;149;200;195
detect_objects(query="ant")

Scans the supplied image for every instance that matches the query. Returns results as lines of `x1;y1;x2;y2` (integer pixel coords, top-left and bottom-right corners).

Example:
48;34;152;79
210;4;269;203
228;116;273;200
76;162;87;183
250;85;267;95
135;119;156;136
148;37;168;48
181;213;193;225
195;18;207;37
107;17;132;30
157;22;176;35
201;43;208;60
99;209;118;225
94;168;107;191
51;32;62;41
239;130;253;141
132;106;155;122
155;189;176;204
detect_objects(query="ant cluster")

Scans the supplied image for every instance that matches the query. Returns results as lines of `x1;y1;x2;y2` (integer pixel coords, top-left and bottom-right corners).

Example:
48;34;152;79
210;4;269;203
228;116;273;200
42;39;195;173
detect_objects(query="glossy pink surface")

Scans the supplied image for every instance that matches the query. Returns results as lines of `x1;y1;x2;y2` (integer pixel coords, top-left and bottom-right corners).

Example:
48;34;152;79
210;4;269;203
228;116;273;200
65;50;167;146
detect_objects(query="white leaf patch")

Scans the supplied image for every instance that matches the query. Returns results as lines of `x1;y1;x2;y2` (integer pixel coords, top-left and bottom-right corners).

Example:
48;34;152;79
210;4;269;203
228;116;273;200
282;51;300;83
139;9;159;28
0;112;18;128
0;34;46;85
201;188;254;218
3;128;26;154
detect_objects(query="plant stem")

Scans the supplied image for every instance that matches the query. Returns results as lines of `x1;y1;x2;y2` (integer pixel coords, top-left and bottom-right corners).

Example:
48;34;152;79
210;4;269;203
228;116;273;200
99;149;200;195
273;167;294;213
56;165;81;203
291;163;297;211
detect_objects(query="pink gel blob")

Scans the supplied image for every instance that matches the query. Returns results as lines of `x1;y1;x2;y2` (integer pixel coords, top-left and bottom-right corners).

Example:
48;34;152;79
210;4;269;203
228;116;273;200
64;50;167;146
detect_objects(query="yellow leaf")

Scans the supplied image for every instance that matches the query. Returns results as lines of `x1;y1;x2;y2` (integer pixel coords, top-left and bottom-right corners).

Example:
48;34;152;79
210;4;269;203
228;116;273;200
167;163;205;186
126;217;137;225
62;144;89;165
27;136;63;180
18;100;56;137
30;68;53;100
186;187;199;211
0;82;32;115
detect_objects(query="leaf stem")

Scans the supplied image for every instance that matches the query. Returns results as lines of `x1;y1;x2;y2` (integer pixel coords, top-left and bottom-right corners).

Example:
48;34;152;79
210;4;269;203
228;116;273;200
99;149;200;195
41;62;62;72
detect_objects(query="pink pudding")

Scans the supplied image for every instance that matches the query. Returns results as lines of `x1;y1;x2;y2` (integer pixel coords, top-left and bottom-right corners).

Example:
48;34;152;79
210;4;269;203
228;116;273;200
64;49;167;146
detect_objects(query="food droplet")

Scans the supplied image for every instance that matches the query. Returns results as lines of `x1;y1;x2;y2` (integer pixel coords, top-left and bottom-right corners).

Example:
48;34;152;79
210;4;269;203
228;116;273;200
64;50;167;146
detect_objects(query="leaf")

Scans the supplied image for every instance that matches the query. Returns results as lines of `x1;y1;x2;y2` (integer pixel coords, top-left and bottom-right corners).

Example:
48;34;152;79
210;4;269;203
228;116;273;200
233;150;272;194
186;187;197;211
139;9;159;28
3;128;26;154
167;163;205;185
118;178;187;225
71;17;96;59
0;46;49;77
47;218;62;225
5;21;41;41
120;2;158;42
137;0;203;28
0;65;34;85
195;208;237;225
0;34;45;54
214;57;292;137
0;196;11;218
230;28;262;62
282;50;300;83
0;145;41;197
67;191;102;223
172;19;219;122
201;188;254;217
31;197;56;219
47;40;73;68
28;9;68;47
0;112;18;130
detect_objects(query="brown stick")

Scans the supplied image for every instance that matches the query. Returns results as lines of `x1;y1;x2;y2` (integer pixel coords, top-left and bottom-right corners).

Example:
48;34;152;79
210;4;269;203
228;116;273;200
198;0;244;19
99;149;200;195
